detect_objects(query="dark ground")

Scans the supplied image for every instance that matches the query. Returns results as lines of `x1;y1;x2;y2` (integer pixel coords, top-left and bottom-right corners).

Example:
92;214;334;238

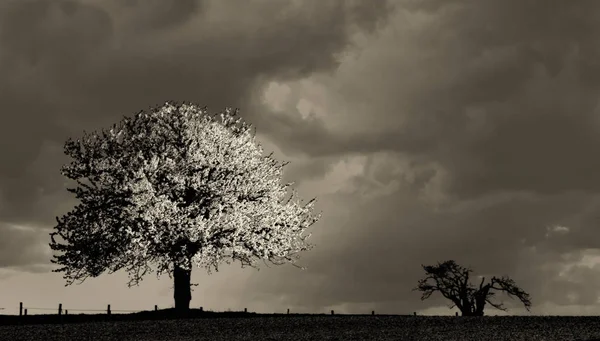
1;310;600;341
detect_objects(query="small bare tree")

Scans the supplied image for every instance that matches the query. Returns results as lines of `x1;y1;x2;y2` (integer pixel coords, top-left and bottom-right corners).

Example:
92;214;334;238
413;260;532;316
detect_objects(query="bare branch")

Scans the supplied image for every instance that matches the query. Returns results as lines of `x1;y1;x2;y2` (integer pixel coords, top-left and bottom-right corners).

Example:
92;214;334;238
489;276;532;311
414;260;533;316
485;298;507;311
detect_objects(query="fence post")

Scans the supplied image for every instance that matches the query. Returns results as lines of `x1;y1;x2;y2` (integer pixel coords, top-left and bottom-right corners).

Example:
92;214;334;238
58;303;62;316
66;310;68;315
455;312;458;317
287;308;289;315
244;308;247;313
200;306;203;312
155;305;158;312
413;312;416;316
331;310;334;315
372;311;375;315
24;309;27;316
107;304;111;316
19;302;22;316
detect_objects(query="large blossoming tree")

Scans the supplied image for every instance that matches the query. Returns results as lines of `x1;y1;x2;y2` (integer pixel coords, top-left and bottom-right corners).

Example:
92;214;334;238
49;101;321;313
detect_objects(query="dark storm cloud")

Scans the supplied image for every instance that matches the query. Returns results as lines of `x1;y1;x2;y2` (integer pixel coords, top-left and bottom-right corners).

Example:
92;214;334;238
0;0;114;66
0;0;114;226
0;0;392;268
0;224;49;269
118;0;204;32
245;189;600;313
3;0;599;317
281;156;332;185
263;0;600;200
397;0;600;198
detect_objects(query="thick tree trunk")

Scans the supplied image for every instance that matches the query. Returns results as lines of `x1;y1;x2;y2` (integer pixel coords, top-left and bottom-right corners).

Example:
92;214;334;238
173;263;192;313
459;306;473;316
474;295;486;316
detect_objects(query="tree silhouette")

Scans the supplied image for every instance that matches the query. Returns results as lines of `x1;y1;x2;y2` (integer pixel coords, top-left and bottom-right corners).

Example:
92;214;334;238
413;260;532;316
49;101;321;313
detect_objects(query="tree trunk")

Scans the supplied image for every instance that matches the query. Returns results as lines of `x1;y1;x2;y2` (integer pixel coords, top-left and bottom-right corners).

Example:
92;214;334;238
458;298;474;316
473;294;486;316
173;263;192;313
460;306;474;316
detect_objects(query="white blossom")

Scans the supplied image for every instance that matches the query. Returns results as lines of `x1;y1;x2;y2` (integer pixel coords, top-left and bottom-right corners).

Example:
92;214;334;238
50;101;321;287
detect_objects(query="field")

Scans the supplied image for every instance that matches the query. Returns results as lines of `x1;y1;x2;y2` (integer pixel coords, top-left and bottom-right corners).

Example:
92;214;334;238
2;314;600;341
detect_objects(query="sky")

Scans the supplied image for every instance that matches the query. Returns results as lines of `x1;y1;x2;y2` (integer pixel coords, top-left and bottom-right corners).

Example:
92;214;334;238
1;0;600;317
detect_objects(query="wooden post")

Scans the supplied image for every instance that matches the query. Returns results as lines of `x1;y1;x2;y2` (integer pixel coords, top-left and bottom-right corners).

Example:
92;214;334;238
155;305;158;312
287;308;289;314
19;302;22;316
107;304;111;316
331;310;334;315
66;310;68;315
58;303;62;316
414;312;417;316
200;306;203;312
24;309;27;316
372;311;375;315
455;312;458;317
244;308;247;313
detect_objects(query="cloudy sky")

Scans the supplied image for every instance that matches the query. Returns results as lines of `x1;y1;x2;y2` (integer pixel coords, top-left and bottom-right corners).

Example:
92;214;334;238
1;0;600;317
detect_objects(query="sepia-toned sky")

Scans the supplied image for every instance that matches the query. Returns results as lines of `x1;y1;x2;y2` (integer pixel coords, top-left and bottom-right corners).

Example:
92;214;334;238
1;0;600;317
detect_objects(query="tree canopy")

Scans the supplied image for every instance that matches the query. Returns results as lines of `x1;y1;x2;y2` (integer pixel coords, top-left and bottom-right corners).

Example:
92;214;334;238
49;101;321;298
414;260;532;316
